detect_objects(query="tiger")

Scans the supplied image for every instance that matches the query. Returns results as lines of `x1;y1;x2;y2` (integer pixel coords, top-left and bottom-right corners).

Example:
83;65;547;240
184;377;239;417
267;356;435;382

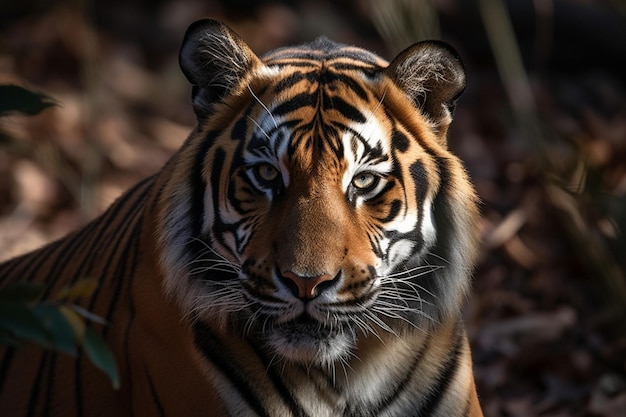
0;18;483;417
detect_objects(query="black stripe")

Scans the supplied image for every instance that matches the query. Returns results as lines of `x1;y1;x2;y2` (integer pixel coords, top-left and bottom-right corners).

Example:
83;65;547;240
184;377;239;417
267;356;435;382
77;175;154;281
377;199;402;223
251;345;309;417
419;154;455;306
331;62;380;72
371;333;431;416
76;178;153;417
146;368;166;417
0;237;55;282
273;71;308;93
406;161;428;249
43;175;153;299
41;223;103;297
208;147;225;211
85;179;152;302
103;208;144;331
0;250;23;278
74;192;147;416
264;60;322;69
6;222;81;286
197;146;238;265
51;216;109;283
99;180;152;327
21;231;76;286
325;96;366;123
332;73;369;101
43;351;58;417
76;350;85;417
191;131;219;238
123;312;136;417
121;226;140;417
329;123;385;162
120;205;145;417
43;175;148;293
413;323;464;417
193;321;271;417
230;110;249;143
391;128;410;153
26;351;50;417
37;231;91;294
272;93;316;117
269;59;378;72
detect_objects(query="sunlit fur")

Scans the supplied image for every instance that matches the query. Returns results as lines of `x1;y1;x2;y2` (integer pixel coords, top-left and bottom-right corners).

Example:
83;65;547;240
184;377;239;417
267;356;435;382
0;19;483;416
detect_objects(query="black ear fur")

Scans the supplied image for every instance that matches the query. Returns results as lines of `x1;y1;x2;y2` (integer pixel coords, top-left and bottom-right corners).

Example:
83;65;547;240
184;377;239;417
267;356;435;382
179;19;260;120
386;41;466;138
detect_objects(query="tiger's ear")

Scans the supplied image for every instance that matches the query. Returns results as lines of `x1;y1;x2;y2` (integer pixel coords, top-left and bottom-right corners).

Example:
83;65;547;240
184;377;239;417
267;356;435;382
386;41;466;141
179;19;261;120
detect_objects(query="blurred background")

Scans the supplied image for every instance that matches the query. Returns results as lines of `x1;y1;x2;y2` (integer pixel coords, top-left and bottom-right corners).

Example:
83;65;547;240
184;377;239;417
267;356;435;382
1;0;625;415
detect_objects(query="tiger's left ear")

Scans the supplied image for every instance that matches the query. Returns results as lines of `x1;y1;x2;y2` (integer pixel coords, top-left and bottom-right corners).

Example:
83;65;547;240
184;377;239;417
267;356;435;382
179;19;262;121
386;41;466;142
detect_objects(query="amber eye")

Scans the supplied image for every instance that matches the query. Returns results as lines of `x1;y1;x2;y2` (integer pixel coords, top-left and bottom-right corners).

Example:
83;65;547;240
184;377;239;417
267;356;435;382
352;172;378;191
256;164;278;181
254;164;279;183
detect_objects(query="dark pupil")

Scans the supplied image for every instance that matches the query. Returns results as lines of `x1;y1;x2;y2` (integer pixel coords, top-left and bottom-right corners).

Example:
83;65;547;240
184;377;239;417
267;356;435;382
356;174;373;188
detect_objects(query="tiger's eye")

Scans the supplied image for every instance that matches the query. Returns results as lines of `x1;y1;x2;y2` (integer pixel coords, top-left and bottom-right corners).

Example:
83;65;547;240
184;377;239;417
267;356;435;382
352;173;377;190
256;164;279;182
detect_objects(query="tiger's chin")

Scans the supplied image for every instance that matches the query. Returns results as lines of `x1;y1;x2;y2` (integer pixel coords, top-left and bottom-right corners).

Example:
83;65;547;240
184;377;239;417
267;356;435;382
266;315;355;365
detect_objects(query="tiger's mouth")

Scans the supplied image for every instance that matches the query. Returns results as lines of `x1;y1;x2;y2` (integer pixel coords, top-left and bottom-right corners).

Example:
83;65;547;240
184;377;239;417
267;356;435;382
267;313;355;364
277;314;340;337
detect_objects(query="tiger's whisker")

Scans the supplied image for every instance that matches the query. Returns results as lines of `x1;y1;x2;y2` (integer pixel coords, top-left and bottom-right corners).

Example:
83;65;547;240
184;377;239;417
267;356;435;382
247;84;278;129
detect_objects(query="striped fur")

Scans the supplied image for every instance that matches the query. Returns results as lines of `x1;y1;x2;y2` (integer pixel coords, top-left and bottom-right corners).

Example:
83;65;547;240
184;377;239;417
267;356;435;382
0;19;482;416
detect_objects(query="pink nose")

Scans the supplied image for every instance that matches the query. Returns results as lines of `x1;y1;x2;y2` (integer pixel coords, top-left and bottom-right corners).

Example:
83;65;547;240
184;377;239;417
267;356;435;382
281;271;335;299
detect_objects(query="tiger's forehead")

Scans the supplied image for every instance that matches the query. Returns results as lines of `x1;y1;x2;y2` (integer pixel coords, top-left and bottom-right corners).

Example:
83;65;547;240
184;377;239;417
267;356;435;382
246;72;391;147
247;104;391;160
239;39;401;181
260;37;389;69
245;55;391;147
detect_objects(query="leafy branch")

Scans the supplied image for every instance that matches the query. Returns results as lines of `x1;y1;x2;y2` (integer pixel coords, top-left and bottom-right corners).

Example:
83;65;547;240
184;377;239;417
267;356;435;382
0;84;57;116
0;84;119;389
0;280;120;389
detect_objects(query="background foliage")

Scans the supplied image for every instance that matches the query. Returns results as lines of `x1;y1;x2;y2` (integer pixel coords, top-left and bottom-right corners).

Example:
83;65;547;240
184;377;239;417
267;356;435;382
1;0;625;415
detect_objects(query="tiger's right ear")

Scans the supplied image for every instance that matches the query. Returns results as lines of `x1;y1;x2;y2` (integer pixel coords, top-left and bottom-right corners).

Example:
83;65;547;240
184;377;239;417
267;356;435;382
385;41;466;142
179;19;261;120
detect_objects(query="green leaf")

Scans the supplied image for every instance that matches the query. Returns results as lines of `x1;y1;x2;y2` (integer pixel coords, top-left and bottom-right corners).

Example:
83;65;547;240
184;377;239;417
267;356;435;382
83;326;120;390
59;305;86;342
0;85;57;116
68;304;108;326
55;279;98;302
0;302;51;347
33;304;78;356
0;283;45;303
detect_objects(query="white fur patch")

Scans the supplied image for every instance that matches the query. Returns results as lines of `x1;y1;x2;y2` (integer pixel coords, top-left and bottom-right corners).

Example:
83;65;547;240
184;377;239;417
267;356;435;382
340;115;392;194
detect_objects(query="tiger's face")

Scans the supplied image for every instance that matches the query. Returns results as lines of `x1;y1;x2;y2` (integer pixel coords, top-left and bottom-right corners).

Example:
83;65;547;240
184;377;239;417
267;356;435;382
226;78;438;364
160;21;478;366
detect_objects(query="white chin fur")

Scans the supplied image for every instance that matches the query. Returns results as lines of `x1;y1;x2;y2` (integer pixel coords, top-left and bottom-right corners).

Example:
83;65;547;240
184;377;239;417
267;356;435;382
268;330;354;365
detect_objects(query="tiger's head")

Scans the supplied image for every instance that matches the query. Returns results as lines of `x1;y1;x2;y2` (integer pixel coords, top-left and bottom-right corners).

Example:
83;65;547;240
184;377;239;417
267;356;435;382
158;20;479;366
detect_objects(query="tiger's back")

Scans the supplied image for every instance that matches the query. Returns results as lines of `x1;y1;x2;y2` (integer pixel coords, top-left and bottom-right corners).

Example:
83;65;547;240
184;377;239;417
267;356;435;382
1;19;483;416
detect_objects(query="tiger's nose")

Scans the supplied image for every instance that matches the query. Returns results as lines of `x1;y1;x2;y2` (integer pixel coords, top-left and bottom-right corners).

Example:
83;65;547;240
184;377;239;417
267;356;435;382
280;271;335;300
